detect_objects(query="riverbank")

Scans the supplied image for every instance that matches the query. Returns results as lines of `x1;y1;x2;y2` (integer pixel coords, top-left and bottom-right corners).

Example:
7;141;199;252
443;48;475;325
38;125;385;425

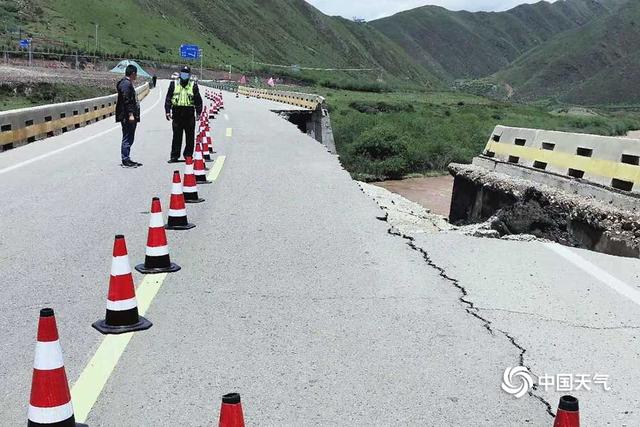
372;175;453;217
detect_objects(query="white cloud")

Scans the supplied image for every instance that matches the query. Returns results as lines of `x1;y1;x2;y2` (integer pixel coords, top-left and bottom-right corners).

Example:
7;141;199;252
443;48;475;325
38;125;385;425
306;0;557;20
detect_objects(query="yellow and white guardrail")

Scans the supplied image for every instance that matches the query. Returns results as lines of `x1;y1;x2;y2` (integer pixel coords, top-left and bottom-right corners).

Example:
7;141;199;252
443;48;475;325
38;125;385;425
0;83;151;150
483;125;640;192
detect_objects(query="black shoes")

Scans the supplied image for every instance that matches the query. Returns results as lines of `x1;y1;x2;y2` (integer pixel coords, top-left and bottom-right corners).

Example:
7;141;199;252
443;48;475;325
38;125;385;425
168;158;180;164
131;160;143;166
122;159;139;168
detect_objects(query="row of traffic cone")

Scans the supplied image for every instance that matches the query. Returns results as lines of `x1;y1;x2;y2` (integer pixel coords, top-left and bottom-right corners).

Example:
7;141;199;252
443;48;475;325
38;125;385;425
26;96;239;425
28;308;245;425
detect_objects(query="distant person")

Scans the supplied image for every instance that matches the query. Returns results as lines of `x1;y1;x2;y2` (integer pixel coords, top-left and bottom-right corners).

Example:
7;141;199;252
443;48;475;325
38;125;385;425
115;64;142;168
164;65;203;163
152;74;157;88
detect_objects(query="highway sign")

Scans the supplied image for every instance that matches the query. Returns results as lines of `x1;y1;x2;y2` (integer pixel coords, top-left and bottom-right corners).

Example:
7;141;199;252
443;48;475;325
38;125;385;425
180;44;200;59
19;38;31;48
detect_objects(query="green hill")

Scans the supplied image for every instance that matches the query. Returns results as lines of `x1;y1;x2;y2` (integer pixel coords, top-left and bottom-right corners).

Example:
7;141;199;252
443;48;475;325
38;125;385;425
370;0;622;80
4;0;435;84
494;0;640;104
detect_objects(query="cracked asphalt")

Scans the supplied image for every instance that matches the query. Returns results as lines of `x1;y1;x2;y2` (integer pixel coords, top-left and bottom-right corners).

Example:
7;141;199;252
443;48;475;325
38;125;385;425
0;80;636;425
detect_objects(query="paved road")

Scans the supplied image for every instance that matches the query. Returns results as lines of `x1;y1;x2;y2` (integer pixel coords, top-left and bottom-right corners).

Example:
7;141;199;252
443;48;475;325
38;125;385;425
0;80;638;425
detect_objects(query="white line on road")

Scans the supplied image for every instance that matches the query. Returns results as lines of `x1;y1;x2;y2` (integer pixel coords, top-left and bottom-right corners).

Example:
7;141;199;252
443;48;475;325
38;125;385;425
0;88;164;176
224;114;229;120
544;242;640;307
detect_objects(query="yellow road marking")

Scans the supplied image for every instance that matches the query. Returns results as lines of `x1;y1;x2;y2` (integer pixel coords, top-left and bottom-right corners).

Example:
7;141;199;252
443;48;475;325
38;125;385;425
71;273;168;423
207;155;226;181
226;127;233;137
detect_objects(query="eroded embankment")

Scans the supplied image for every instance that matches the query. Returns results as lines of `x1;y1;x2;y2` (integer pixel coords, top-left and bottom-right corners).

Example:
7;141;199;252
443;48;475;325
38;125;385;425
449;163;640;258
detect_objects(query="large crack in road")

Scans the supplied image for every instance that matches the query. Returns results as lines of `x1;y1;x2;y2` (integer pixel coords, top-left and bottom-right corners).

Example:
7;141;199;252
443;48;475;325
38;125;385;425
366;185;557;420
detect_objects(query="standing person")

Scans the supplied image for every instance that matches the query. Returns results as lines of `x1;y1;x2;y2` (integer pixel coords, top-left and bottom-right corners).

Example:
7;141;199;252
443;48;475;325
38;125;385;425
164;66;203;163
115;64;142;168
151;74;157;88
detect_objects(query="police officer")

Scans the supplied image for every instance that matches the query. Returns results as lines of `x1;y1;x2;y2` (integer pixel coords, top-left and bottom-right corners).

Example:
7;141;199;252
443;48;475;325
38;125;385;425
164;66;203;163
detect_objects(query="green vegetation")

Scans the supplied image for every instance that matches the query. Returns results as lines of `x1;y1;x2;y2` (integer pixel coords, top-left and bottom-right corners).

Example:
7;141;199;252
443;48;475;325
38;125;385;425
318;88;640;181
0;83;112;111
495;1;640;104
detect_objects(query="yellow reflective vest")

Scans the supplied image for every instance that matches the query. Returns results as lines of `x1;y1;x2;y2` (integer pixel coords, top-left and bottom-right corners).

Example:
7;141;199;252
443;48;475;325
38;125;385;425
171;80;195;107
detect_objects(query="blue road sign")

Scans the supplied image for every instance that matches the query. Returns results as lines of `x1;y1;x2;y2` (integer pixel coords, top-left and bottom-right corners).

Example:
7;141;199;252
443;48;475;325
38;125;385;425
19;39;31;48
180;44;200;59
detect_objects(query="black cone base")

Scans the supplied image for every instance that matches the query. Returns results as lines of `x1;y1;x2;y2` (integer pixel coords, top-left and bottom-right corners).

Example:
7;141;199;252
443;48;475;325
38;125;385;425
185;197;205;204
28;417;88;426
165;222;196;230
135;262;181;274
92;316;152;335
196;178;213;184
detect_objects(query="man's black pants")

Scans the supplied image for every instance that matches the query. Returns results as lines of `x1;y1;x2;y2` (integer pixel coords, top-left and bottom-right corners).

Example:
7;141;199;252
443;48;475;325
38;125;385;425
170;107;196;160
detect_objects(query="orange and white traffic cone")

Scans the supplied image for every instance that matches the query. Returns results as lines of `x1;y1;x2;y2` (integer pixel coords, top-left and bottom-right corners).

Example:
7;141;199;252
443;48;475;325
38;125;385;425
93;235;152;334
166;171;196;230
28;308;82;427
194;143;212;184
135;197;181;274
204;128;215;154
202;139;212;162
218;393;245;427
183;157;205;203
553;395;580;427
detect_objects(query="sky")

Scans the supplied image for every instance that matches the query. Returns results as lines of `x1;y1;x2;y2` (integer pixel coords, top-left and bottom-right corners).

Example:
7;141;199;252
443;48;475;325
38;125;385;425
306;0;557;20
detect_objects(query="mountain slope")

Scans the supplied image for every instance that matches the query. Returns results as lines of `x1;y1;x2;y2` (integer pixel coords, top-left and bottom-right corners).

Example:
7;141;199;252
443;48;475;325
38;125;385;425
12;0;435;83
495;0;640;104
370;0;621;80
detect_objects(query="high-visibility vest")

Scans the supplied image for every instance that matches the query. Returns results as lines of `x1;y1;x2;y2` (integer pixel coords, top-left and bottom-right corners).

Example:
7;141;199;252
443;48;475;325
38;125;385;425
172;80;195;107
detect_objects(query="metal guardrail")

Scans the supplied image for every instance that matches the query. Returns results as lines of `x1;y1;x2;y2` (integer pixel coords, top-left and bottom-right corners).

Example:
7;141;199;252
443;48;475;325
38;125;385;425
0;83;150;150
483;125;640;193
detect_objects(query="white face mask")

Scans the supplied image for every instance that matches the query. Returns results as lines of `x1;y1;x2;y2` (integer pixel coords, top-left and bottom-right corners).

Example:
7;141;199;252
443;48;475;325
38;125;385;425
180;72;190;81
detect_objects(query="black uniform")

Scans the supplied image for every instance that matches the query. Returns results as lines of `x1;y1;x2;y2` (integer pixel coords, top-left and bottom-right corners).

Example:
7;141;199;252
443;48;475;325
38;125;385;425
164;79;203;160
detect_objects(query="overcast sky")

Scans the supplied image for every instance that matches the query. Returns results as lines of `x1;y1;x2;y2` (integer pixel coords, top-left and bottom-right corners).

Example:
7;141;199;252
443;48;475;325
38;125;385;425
306;0;556;20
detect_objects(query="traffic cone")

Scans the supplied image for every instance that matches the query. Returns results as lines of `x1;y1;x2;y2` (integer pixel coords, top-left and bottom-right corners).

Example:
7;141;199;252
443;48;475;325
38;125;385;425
553;395;579;427
93;235;152;334
194;143;212;184
135;197;181;274
166;171;196;230
183;157;205;203
202;139;212;162
218;393;245;427
203;128;215;154
196;142;210;170
28;308;82;427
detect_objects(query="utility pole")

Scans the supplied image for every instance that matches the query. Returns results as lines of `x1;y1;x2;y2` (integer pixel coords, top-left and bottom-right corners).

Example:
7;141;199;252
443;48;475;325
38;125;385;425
251;46;254;72
228;64;232;80
95;24;98;52
200;48;203;81
28;39;32;66
75;50;79;70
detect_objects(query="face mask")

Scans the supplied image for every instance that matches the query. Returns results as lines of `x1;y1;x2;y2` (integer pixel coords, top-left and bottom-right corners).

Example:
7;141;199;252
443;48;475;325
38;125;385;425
179;72;190;81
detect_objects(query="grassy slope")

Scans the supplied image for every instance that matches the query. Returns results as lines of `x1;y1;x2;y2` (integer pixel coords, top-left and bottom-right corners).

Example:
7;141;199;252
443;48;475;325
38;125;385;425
14;0;436;84
370;0;614;80
495;1;640;104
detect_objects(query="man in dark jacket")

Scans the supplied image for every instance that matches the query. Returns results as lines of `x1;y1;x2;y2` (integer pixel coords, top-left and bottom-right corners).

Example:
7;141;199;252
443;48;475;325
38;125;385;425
115;64;141;168
164;66;203;163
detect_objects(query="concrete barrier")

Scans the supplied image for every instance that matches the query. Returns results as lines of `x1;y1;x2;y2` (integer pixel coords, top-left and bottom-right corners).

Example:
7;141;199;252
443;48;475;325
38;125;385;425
483;125;640;193
237;86;324;110
0;83;150;151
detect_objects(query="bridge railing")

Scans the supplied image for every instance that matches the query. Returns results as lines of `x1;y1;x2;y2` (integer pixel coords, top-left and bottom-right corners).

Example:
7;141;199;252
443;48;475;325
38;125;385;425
483;125;640;193
202;81;324;110
0;83;151;151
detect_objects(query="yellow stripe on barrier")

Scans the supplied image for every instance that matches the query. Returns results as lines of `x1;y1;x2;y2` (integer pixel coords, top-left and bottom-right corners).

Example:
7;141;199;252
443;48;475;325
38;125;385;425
486;141;640;184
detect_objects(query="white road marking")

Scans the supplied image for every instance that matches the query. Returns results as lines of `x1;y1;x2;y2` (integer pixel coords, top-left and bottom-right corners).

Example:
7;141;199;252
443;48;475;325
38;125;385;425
0;87;164;176
224;114;229;121
544;242;640;307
